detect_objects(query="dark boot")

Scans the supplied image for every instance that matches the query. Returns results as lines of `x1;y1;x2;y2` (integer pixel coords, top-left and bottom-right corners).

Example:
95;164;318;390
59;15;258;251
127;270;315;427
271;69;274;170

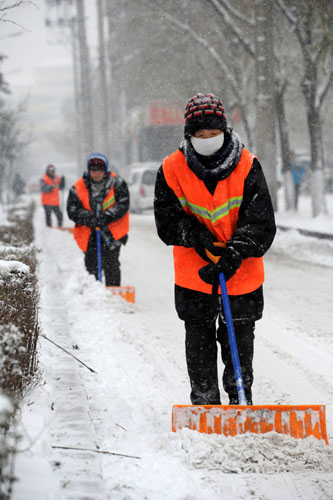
185;321;221;405
217;320;255;405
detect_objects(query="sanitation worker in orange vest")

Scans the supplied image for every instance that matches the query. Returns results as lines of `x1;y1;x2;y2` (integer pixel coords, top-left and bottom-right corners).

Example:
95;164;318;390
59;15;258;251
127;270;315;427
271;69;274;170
40;164;64;227
154;93;276;405
66;153;129;286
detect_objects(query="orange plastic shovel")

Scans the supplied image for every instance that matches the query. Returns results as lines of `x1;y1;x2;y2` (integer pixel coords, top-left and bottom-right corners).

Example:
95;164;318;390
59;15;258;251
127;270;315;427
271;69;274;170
172;243;328;444
106;285;135;303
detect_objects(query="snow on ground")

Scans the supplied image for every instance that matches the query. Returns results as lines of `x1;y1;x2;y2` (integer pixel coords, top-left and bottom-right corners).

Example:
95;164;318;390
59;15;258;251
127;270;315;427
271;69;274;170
11;193;333;500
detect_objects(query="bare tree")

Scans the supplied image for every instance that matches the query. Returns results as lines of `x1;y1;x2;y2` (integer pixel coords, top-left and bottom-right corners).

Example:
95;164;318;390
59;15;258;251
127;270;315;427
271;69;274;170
276;0;333;216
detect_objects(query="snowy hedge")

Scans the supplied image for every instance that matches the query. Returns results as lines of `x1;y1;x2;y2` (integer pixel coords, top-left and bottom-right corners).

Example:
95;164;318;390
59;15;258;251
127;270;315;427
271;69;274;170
0;199;40;499
0;395;15;500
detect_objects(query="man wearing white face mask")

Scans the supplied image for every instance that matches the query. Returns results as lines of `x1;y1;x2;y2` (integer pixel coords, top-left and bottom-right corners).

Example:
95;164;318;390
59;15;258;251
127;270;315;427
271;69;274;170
154;93;276;406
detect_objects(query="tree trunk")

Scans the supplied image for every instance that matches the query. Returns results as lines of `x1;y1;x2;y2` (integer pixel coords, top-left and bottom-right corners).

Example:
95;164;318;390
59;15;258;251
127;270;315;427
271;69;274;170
275;85;294;210
71;19;84;177
302;67;327;216
255;0;277;210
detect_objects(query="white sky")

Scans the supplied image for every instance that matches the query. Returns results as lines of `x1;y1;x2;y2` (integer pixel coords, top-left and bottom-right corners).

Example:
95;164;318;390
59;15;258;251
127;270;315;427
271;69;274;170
1;0;97;96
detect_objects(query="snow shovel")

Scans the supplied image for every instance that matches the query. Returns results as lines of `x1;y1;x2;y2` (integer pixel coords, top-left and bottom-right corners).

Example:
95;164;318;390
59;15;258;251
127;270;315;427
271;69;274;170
172;244;328;444
96;227;103;282
97;227;135;303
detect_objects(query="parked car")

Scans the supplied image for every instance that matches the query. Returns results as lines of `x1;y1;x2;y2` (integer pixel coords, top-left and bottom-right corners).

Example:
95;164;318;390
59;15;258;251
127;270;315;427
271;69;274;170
128;162;160;213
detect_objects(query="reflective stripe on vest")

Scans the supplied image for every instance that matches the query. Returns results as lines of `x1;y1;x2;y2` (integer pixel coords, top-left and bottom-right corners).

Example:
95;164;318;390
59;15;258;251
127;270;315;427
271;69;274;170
41;174;60;206
73;172;129;253
162;149;264;295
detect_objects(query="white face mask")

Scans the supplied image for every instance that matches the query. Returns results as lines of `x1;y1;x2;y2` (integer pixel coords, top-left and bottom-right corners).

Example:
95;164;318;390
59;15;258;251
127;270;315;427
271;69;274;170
190;133;224;156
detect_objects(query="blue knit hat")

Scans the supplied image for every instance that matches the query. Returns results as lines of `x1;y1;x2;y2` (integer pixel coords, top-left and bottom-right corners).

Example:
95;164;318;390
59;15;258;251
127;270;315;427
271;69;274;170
87;152;109;173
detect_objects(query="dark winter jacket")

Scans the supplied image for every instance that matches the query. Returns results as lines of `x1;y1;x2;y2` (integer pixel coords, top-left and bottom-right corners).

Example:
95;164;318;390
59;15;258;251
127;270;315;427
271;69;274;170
154;130;276;323
67;172;129;246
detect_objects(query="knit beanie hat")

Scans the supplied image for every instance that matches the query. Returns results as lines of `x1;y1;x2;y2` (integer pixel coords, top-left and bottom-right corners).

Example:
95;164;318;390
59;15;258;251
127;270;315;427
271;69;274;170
87;152;109;173
184;93;227;137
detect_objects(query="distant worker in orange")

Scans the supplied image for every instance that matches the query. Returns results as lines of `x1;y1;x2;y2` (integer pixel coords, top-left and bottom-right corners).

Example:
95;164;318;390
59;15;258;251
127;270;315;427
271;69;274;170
66;153;129;286
40;164;65;227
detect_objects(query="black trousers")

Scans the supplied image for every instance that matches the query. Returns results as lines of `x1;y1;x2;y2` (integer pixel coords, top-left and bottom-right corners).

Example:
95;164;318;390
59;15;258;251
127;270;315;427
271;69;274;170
43;205;63;227
84;234;121;286
185;319;255;405
175;285;260;405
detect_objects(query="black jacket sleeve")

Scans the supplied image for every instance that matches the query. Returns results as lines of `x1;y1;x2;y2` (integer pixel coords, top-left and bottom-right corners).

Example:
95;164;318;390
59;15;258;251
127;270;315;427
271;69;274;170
154;165;212;247
228;159;276;258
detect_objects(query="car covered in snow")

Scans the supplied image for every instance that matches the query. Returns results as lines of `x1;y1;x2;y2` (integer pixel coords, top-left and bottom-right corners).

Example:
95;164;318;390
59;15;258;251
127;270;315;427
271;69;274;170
128;162;160;213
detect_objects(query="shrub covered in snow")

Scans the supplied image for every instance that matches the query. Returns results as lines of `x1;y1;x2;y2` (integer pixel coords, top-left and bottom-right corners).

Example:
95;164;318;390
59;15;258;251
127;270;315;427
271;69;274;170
0;256;40;394
0;394;15;500
0;199;40;498
0;199;35;247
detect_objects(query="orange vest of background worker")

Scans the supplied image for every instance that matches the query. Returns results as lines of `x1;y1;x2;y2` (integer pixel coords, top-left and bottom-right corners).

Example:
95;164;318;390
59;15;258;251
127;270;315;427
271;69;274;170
73;173;129;253
67;152;130;287
40;164;64;227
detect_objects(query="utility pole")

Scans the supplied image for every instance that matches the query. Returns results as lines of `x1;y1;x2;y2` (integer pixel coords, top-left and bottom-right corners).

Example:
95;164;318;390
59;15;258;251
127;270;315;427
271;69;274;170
105;0;124;171
45;0;86;174
75;0;94;157
255;0;277;210
70;16;84;175
96;0;109;158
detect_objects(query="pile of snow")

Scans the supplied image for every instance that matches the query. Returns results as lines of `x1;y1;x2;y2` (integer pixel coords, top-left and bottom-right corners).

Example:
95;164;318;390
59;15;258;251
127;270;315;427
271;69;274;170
160;429;332;474
0;260;30;274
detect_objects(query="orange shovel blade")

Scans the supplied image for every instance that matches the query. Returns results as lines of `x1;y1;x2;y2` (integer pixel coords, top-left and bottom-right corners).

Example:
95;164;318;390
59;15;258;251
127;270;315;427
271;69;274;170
106;286;135;304
172;404;328;444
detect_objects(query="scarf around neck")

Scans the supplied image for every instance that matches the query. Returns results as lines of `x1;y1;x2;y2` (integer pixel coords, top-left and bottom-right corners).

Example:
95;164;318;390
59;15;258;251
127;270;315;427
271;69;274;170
181;129;243;185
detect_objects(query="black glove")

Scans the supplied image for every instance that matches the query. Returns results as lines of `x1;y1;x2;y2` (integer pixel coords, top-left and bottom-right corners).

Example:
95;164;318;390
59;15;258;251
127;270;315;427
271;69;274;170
95;213;110;227
77;210;98;227
199;246;242;284
188;226;216;261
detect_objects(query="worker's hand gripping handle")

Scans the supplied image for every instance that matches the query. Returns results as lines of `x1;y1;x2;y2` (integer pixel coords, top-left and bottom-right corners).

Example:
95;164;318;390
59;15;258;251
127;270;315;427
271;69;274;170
205;241;226;263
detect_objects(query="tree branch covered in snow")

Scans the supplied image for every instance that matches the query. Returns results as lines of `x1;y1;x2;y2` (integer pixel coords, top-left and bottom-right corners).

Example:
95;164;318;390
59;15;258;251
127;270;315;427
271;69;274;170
135;0;254;146
210;0;255;27
0;1;37;29
207;0;255;57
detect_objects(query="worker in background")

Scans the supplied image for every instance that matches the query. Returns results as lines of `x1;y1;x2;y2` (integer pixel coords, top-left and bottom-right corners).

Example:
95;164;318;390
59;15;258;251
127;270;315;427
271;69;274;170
66;152;129;286
40;164;64;227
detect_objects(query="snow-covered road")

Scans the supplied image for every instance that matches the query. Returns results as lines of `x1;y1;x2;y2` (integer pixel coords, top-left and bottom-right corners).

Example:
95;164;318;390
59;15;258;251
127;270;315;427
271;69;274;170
12;205;333;500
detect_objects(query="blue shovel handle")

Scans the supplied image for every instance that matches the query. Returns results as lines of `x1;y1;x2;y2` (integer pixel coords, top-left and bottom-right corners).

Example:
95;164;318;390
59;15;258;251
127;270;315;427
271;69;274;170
96;227;102;283
219;272;247;405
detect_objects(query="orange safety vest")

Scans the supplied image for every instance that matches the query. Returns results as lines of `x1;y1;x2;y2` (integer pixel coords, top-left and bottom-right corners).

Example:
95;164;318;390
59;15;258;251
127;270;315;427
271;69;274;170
73;172;129;253
162;148;264;295
41;174;60;206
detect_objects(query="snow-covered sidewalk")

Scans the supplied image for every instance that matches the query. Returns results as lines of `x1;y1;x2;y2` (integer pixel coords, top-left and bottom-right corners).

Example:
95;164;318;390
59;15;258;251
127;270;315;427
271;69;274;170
11;200;333;500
